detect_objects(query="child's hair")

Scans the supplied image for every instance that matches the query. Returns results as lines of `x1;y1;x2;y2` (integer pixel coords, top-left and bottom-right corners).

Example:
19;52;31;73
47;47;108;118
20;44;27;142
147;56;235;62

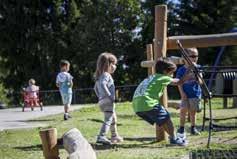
95;52;117;80
29;78;36;85
155;58;177;74
60;60;70;68
184;48;198;55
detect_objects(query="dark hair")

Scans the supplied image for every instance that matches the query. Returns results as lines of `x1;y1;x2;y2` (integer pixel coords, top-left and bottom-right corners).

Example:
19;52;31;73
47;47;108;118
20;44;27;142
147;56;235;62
155;58;177;74
95;52;117;80
60;60;70;68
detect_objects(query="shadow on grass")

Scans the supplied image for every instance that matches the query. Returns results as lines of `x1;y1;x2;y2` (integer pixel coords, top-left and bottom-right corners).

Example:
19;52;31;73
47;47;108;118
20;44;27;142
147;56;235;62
87;118;122;126
90;136;181;150
223;136;237;143
14;144;42;151
25;119;55;122
87;118;103;123
117;114;137;119
91;141;162;150
124;137;156;142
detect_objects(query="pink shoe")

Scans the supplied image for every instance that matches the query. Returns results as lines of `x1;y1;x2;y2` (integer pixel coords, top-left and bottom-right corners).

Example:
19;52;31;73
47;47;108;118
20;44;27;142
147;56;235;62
111;135;123;144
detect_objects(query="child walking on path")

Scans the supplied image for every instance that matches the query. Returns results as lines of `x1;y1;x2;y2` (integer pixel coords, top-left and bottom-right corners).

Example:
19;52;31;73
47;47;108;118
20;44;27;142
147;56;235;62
132;58;192;146
176;48;202;136
94;52;123;145
56;60;73;120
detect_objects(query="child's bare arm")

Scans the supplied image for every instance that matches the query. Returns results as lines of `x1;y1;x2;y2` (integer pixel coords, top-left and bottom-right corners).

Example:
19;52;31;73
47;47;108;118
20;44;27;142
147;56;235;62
177;85;187;100
94;84;99;97
170;74;191;85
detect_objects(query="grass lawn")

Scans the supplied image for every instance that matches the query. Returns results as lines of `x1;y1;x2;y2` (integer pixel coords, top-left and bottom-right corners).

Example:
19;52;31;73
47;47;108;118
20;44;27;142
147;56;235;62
0;99;237;159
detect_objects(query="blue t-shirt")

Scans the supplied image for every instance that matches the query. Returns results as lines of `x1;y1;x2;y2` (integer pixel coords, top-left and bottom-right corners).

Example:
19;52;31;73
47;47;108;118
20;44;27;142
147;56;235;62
56;72;73;94
176;65;201;98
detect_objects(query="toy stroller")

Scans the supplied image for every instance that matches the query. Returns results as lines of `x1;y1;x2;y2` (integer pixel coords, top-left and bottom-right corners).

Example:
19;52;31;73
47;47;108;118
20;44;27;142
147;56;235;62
22;79;43;112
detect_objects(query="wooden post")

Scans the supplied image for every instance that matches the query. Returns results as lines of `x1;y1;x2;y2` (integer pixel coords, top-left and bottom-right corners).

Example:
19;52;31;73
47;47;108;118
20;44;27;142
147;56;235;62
154;5;168;142
146;44;155;75
39;128;60;159
233;79;237;108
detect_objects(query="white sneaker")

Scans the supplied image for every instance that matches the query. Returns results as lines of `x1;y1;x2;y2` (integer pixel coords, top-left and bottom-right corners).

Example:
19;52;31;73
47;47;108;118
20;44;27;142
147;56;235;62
177;132;186;140
96;136;111;145
111;135;123;144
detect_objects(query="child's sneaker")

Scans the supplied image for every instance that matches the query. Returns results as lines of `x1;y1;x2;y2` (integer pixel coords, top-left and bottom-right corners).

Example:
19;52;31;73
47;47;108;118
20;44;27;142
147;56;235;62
64;114;69;120
177;132;186;140
111;135;123;144
190;128;201;135
96;136;111;145
170;137;187;146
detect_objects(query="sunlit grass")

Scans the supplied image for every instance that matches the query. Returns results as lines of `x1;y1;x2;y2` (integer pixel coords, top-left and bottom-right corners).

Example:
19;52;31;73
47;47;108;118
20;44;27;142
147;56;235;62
0;100;236;159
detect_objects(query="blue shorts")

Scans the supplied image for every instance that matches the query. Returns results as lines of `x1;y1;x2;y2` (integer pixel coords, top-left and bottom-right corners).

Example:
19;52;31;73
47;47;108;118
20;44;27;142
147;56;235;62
136;104;170;126
60;93;72;105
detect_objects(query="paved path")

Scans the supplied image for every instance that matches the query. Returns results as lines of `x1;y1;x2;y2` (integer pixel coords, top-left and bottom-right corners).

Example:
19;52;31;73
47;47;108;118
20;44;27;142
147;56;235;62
0;105;88;131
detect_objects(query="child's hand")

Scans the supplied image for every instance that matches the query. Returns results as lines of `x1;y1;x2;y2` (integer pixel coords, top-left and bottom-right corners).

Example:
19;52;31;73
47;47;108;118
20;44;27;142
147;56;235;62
109;95;115;102
181;94;187;100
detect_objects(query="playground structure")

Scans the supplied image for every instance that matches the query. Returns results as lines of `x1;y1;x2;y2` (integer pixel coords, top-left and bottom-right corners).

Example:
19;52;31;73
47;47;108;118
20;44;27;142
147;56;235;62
141;5;237;147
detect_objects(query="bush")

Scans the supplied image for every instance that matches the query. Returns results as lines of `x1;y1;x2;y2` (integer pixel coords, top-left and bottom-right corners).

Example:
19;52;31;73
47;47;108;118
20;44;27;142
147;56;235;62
0;83;10;107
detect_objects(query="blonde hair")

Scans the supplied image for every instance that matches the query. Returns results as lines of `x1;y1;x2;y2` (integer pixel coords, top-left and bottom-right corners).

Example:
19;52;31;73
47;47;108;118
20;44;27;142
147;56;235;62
29;78;36;85
95;52;117;80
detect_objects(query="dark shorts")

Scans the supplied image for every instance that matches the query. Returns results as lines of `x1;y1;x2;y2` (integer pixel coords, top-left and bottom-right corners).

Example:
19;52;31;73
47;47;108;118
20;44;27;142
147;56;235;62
136;104;170;126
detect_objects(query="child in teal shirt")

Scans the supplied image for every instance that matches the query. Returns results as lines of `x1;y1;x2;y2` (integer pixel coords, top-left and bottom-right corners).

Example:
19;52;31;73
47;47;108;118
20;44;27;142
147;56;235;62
133;58;190;146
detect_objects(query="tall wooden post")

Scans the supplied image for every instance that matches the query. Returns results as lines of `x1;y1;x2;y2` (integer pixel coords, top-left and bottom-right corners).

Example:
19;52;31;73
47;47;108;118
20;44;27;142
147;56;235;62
146;44;155;75
154;5;168;142
39;128;60;159
233;79;237;108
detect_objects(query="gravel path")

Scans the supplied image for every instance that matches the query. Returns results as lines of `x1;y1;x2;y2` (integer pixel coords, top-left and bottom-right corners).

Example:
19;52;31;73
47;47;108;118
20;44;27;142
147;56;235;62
0;105;85;131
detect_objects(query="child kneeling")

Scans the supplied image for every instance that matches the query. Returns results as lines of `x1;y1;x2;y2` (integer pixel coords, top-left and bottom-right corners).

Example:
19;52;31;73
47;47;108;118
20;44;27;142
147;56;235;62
132;58;190;146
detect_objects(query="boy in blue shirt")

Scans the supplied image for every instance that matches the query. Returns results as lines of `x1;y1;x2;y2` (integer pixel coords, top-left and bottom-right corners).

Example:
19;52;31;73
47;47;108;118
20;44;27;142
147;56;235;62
176;48;202;136
56;60;73;120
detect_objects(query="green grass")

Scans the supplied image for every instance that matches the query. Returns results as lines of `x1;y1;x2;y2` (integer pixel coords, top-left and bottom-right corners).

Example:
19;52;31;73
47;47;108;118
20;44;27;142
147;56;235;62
0;100;237;159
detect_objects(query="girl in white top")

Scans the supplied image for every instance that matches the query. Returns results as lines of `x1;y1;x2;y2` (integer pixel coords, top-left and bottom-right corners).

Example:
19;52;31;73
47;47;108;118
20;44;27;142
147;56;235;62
94;52;123;145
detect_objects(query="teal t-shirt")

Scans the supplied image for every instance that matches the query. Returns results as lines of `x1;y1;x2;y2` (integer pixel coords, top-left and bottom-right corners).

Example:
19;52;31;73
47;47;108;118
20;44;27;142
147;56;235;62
132;73;172;112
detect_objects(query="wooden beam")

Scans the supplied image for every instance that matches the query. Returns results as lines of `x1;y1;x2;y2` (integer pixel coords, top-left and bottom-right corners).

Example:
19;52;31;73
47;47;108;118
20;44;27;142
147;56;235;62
167;32;237;50
146;44;155;75
154;5;168;142
141;56;184;68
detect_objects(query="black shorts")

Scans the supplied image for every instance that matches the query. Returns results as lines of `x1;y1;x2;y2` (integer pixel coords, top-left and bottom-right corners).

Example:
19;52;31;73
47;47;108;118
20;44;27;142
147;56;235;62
136;104;170;126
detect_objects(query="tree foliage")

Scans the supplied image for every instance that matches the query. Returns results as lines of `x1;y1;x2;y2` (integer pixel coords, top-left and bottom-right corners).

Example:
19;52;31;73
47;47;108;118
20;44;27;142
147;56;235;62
0;0;236;104
174;0;237;65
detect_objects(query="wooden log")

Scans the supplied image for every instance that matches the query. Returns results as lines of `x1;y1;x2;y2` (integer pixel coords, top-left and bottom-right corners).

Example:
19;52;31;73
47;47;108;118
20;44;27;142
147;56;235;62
141;56;184;68
154;5;168;142
39;128;60;159
63;128;97;159
167;32;237;50
146;44;155;75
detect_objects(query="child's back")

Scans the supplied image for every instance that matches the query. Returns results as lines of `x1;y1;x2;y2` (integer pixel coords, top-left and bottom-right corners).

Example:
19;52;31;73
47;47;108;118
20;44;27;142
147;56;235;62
26;85;39;98
56;71;73;93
